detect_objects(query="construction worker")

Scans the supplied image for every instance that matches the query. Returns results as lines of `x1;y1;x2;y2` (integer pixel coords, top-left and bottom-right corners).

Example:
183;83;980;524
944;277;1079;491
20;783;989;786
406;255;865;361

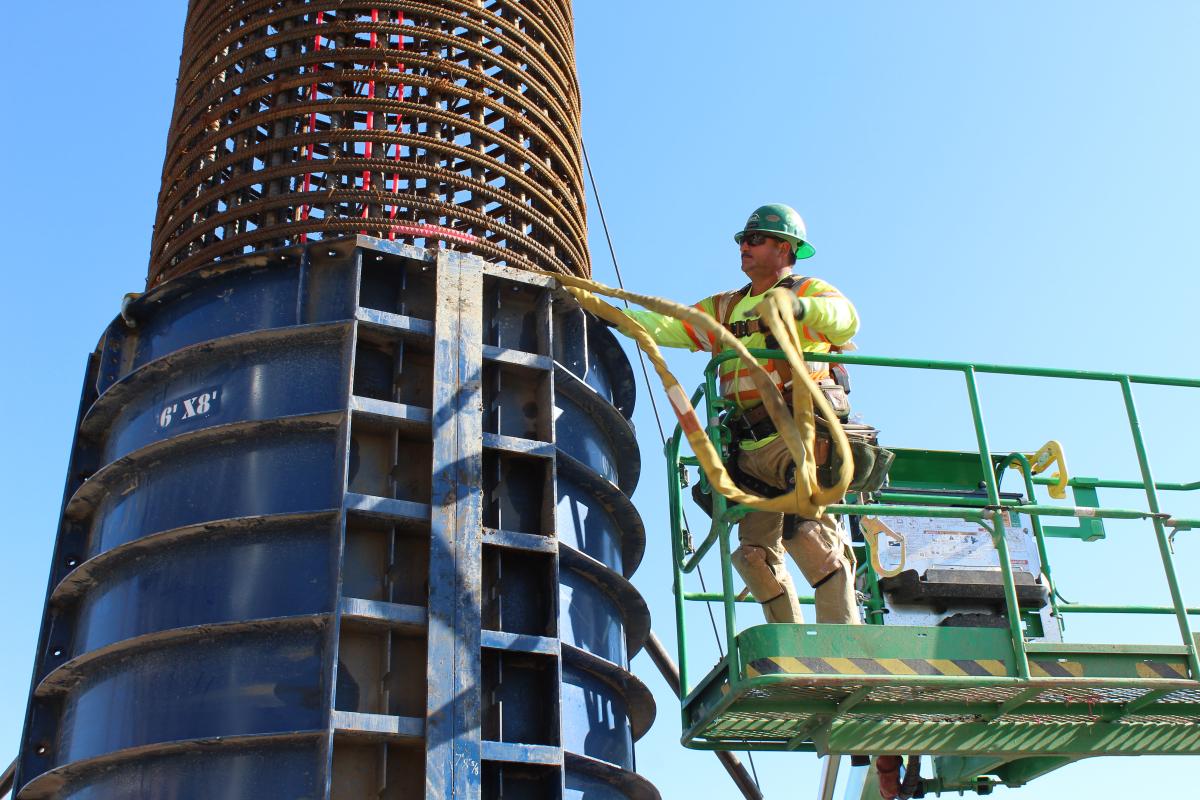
614;204;861;625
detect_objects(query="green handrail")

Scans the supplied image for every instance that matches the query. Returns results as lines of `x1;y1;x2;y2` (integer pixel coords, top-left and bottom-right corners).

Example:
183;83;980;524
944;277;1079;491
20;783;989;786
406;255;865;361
1033;475;1200;492
667;348;1200;703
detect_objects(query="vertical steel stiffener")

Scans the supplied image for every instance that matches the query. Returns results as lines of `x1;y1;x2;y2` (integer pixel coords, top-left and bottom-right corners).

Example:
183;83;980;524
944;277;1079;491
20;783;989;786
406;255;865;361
15;239;658;799
151;1;590;287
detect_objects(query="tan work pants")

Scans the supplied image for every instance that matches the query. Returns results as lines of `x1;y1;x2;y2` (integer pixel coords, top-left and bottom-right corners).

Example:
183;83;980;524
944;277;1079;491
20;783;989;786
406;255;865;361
730;435;861;625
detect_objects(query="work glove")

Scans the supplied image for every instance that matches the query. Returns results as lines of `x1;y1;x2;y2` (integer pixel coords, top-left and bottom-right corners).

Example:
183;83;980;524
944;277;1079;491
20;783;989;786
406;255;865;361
790;295;807;321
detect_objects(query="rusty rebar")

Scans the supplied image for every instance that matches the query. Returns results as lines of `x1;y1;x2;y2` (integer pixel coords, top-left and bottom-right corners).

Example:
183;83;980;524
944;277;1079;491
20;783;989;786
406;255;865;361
149;0;588;288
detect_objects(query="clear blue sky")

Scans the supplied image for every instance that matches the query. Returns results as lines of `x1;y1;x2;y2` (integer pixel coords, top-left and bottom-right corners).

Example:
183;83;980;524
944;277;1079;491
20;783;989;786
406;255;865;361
1;2;1198;798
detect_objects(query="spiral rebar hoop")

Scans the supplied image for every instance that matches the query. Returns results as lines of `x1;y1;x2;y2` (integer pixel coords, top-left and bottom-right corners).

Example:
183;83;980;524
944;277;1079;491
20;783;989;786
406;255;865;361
149;0;587;287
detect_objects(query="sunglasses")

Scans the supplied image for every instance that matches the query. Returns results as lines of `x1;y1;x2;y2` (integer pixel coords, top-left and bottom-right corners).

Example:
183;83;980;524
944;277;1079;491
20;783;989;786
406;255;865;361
741;231;781;247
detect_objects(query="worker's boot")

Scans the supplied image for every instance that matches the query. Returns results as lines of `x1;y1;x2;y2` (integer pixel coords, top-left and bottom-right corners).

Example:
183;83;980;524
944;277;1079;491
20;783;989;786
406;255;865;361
731;545;803;623
876;755;902;800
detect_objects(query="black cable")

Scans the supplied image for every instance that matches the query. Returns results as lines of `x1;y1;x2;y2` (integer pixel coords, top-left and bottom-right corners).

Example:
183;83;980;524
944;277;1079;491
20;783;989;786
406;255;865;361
694;564;725;659
579;143;667;437
746;747;762;790
583;140;761;794
581;140;727;657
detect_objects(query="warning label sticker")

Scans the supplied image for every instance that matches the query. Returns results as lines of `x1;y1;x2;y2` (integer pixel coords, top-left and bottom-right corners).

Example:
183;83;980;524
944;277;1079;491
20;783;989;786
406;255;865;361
872;514;1036;575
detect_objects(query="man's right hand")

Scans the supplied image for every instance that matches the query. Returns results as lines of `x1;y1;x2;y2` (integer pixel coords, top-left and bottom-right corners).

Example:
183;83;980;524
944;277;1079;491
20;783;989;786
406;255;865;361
790;295;808;320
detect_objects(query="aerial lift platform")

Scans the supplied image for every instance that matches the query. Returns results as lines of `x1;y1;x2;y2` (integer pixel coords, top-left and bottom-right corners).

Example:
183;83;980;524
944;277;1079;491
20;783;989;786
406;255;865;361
666;349;1200;796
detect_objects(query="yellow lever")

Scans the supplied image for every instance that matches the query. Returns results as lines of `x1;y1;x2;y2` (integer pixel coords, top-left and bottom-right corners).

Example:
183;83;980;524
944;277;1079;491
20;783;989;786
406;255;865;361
859;517;906;578
1012;440;1069;499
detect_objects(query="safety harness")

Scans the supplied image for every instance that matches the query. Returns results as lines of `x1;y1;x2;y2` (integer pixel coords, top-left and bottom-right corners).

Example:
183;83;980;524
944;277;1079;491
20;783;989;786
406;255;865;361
712;276;852;426
536;272;855;521
709;277;891;494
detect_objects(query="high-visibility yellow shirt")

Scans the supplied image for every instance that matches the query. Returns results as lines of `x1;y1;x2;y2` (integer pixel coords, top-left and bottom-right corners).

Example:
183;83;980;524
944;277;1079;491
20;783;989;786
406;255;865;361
618;274;859;450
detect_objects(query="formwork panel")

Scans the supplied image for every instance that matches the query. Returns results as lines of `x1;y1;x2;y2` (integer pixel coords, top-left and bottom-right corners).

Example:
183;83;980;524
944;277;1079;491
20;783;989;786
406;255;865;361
71;527;332;655
55;629;325;766
561;665;634;771
559;569;629;669
16;239;657;800
40;741;324;800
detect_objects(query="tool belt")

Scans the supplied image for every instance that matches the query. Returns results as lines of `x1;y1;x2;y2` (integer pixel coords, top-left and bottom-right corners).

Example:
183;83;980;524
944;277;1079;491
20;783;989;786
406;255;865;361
690;437;789;519
728;405;894;494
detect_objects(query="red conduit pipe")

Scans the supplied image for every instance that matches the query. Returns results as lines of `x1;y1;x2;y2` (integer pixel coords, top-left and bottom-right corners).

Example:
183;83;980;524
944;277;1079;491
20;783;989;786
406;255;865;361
299;11;325;242
360;8;379;222
388;11;406;240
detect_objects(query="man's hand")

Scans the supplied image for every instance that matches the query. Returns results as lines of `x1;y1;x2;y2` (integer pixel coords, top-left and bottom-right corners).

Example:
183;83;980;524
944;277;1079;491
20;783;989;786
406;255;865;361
790;295;808;321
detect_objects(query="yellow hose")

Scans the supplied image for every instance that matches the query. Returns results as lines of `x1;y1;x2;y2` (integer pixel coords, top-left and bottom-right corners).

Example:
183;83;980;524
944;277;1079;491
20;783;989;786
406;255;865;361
537;273;854;519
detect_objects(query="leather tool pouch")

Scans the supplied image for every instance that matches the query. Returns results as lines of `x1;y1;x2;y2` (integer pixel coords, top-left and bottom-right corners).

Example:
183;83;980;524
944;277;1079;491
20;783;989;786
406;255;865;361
692;414;894;516
819;383;851;421
814;417;895;494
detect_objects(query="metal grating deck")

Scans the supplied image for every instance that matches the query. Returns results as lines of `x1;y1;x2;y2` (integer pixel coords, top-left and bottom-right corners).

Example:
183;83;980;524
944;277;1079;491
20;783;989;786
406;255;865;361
681;624;1200;761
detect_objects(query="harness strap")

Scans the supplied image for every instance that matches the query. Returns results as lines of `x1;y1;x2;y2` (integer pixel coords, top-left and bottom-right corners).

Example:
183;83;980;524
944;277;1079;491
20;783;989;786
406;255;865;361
717;276;803;331
717;276;812;389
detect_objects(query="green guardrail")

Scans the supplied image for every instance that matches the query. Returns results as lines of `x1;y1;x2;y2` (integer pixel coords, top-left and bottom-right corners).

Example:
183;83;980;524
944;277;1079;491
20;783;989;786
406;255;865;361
666;349;1200;716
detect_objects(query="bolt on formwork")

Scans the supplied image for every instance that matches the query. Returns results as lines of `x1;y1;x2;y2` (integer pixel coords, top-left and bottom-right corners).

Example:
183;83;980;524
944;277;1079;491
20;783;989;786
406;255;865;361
151;0;589;288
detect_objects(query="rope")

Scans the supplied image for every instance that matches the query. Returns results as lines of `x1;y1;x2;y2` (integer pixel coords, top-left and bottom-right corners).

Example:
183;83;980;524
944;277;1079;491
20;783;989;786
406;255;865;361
578;146;852;795
580;142;727;658
533;272;855;515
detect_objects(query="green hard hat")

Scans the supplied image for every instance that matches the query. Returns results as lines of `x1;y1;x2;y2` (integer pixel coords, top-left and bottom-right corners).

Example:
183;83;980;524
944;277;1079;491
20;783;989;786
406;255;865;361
733;203;816;259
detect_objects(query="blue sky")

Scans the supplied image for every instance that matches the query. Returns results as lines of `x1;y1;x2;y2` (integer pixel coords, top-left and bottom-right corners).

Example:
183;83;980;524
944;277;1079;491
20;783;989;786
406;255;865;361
2;2;1199;798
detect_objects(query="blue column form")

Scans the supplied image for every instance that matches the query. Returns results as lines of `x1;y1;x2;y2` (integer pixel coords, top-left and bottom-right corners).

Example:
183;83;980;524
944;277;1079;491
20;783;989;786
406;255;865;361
13;237;658;800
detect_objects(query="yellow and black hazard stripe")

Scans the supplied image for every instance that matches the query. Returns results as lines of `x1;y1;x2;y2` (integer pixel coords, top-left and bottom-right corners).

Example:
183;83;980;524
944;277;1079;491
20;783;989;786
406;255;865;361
1135;660;1189;679
1028;660;1084;678
747;656;1191;681
747;656;1007;678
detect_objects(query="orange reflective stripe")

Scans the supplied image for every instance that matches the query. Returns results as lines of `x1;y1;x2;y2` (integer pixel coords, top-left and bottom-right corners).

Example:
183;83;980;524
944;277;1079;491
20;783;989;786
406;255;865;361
719;363;785;402
721;366;779;380
695;301;722;351
682;319;707;351
802;324;829;344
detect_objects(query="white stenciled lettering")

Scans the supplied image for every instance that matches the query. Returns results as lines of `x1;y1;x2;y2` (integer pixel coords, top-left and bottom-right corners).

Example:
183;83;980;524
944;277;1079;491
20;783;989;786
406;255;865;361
161;389;219;429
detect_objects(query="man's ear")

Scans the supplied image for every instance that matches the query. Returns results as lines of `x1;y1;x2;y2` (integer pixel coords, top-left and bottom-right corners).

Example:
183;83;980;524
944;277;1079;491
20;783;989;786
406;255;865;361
778;239;792;263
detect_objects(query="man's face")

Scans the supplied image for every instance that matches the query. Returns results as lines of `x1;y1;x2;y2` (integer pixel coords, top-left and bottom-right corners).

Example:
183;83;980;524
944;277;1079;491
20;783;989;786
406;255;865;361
739;233;791;278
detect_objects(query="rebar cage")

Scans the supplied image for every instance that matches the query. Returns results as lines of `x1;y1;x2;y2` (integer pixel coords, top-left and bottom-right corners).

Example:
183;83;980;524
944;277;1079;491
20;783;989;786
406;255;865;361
151;0;588;287
666;349;1200;794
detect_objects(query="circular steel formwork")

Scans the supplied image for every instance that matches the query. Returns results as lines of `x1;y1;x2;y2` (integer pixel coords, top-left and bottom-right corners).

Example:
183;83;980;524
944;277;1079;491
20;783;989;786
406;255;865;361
150;1;589;288
14;239;656;800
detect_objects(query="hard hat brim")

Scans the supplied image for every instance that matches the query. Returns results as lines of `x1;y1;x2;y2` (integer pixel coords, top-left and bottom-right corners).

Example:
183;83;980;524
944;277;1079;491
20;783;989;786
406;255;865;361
734;229;816;259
